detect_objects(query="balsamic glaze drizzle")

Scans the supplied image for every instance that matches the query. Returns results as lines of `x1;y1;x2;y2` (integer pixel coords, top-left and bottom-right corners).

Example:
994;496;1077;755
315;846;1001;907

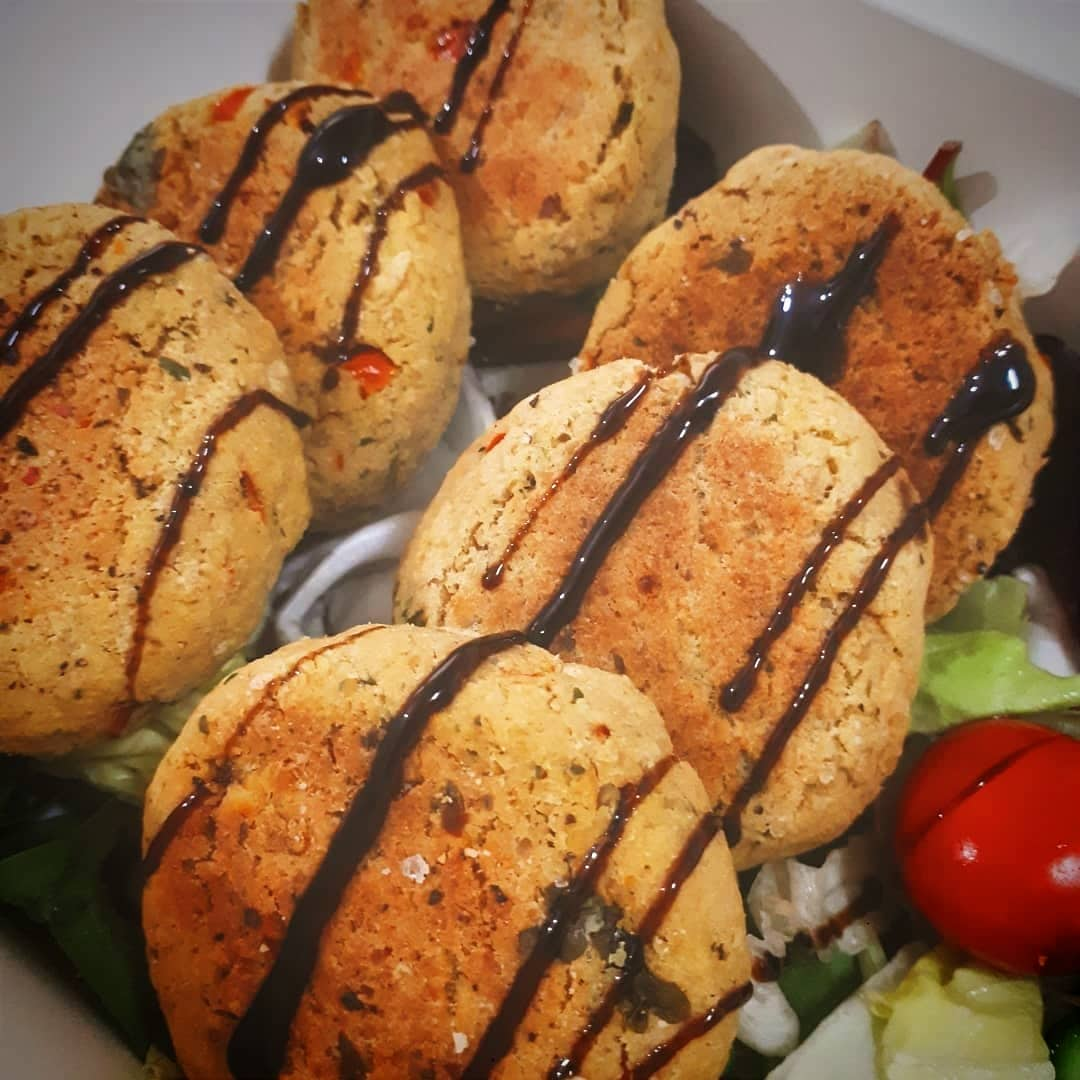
460;0;533;173
433;0;512;135
900;734;1057;856
198;85;372;244
483;376;651;589
721;331;1035;846
924;332;1035;456
628;982;753;1080
0;241;200;440
462;756;675;1078
722;456;902;711
209;226;1035;1076
226;630;526;1080
142;626;383;881
141;778;212;881
327;161;444;367
1;214;142;366
233;103;421;293
126;389;309;701
551;807;724;1078
526;349;761;648
759;214;898;385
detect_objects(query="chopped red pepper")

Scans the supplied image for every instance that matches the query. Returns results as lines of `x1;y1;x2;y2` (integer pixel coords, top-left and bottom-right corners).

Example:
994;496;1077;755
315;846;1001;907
340;348;397;398
432;19;476;61
922;139;962;185
339;50;363;84
211;85;255;124
21;466;40;486
483;431;506;453
239;471;265;521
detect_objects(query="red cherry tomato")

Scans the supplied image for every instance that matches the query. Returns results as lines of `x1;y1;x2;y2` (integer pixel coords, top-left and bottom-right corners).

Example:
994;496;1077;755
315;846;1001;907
895;717;1080;976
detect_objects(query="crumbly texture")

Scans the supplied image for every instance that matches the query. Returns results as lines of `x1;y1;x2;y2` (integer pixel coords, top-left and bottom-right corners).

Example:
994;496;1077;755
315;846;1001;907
143;625;749;1079
98;81;471;530
293;0;680;302
0;204;310;755
395;355;931;867
579;146;1054;618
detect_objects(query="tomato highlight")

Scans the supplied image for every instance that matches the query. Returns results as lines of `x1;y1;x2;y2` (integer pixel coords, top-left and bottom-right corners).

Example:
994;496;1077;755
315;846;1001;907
896;717;1080;976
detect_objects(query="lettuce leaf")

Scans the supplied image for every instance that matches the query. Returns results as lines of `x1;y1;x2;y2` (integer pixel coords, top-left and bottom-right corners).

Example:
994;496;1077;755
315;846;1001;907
0;759;154;1055
48;651;246;801
912;578;1080;732
870;946;1053;1078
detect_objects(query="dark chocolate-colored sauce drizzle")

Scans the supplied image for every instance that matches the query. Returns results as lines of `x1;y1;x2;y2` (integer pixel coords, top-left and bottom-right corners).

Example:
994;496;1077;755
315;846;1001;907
550;806;724;1079
627;982;753;1080
462;755;675;1078
198;85;372;244
233;103;421;294
141;777;213;881
142;626;383;882
899;733;1057;856
483;376;651;589
325;161;444;372
226;630;526;1080
722;456;901;710
126;390;309;701
0;242;200;440
809;877;884;951
460;0;533;173
759;214;898;385
1;214;142;366
721;331;1035;847
526;349;761;648
433;0;512;135
923;332;1034;455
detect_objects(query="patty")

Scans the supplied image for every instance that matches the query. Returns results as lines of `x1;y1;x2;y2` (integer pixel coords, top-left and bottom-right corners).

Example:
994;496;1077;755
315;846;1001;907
580;146;1054;618
0;203;309;754
98;81;471;530
395;353;931;867
142;624;750;1078
293;0;680;302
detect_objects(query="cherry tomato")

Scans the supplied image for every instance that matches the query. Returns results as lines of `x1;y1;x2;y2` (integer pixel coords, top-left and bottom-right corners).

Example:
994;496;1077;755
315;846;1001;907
895;717;1080;976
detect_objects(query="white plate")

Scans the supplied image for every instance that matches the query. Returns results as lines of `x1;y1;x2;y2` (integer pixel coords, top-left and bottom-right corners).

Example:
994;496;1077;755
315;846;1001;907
1;2;1078;1076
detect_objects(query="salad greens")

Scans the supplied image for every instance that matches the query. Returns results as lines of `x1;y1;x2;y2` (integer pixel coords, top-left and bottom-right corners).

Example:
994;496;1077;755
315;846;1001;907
921;141;964;212
870;946;1054;1078
49;652;247;802
0;757;157;1056
913;576;1080;732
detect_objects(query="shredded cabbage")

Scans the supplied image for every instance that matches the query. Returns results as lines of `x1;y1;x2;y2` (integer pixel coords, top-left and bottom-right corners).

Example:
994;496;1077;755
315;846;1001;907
747;833;885;960
48;653;247;801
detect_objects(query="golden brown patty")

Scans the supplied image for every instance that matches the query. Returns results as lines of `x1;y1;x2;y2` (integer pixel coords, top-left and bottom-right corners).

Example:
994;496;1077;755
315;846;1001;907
142;625;749;1079
293;0;679;302
395;354;930;867
0;204;309;755
580;146;1053;618
98;81;471;530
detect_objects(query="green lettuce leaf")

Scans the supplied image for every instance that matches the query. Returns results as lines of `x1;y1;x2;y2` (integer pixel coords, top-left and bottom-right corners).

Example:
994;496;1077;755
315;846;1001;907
0;762;152;1055
912;578;1080;732
48;651;247;801
870;946;1053;1078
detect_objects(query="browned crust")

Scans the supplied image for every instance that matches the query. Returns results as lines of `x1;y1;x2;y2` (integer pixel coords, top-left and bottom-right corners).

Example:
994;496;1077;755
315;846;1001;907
0;204;309;753
580;147;1054;618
